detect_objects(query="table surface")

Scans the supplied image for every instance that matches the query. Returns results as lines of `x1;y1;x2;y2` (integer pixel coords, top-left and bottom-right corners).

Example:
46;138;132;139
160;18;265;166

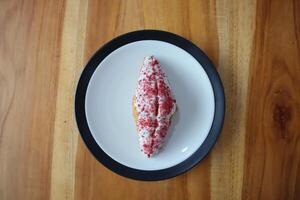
1;0;299;199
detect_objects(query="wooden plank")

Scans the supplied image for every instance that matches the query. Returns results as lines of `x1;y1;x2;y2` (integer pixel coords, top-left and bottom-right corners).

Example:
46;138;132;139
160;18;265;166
243;0;300;199
50;0;88;199
211;0;256;199
0;0;65;199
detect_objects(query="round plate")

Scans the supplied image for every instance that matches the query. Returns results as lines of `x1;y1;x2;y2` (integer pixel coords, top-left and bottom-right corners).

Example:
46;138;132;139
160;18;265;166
75;30;225;181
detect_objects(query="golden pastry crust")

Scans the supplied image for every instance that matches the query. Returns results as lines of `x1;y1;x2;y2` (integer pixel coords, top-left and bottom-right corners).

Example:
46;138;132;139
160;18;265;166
132;96;138;128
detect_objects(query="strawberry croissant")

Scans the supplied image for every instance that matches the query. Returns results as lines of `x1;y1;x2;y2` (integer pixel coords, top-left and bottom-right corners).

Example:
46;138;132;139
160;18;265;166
133;56;176;157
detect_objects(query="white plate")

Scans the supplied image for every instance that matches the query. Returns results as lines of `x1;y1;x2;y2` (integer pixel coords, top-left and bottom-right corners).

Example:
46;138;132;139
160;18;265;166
75;30;225;180
85;40;215;170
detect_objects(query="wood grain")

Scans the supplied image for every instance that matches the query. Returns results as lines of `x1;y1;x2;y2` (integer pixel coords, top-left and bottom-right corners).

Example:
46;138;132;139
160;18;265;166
50;0;88;199
0;0;299;199
243;0;300;199
0;0;65;199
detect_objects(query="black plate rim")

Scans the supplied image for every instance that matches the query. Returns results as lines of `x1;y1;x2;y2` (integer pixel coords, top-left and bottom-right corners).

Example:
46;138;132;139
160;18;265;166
75;29;225;181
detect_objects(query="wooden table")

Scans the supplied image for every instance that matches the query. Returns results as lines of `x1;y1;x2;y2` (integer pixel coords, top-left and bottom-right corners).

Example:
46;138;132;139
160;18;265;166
1;0;299;199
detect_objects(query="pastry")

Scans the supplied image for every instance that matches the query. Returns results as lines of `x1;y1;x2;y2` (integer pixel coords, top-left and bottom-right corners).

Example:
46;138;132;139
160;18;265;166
133;56;176;157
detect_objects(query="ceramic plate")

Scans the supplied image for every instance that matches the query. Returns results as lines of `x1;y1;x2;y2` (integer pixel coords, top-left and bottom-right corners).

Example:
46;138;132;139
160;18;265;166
75;30;225;180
